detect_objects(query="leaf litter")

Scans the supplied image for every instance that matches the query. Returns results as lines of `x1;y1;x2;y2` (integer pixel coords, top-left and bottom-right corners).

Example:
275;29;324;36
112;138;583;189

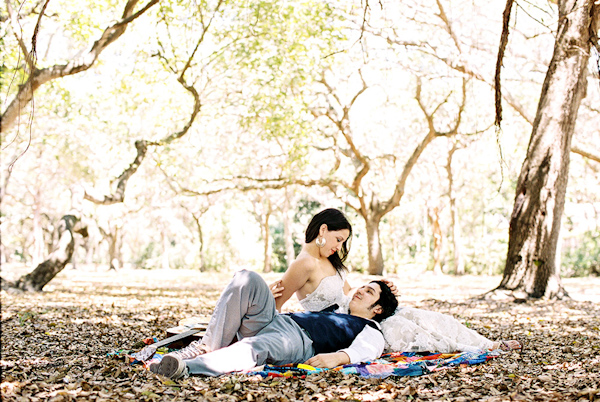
1;268;599;401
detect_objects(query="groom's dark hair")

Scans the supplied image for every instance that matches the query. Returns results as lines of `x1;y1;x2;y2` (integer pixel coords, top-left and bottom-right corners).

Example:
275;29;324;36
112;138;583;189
370;281;398;322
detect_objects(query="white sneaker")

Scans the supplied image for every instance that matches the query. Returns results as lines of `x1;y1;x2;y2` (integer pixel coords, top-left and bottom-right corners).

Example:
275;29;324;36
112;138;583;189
152;355;188;379
170;340;209;360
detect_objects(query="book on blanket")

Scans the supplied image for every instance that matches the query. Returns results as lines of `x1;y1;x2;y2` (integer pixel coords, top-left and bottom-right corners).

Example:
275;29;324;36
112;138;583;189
136;317;208;361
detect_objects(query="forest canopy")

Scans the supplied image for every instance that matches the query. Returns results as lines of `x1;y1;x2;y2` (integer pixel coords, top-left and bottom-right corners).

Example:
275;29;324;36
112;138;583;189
1;0;599;284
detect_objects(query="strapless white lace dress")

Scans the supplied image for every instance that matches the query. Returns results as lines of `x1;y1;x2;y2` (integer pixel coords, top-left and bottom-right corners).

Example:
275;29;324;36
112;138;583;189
380;307;494;353
299;271;350;312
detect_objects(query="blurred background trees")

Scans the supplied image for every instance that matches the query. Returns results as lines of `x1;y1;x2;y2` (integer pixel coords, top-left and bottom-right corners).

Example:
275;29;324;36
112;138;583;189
1;0;598;291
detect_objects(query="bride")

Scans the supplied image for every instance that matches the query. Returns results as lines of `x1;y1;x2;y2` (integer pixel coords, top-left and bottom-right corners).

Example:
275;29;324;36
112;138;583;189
271;208;520;353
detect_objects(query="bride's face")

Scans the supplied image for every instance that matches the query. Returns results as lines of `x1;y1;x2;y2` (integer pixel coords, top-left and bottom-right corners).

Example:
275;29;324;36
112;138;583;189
320;228;350;257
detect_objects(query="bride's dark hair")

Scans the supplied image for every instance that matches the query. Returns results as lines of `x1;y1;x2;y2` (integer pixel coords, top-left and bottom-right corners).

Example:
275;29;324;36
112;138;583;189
305;208;352;273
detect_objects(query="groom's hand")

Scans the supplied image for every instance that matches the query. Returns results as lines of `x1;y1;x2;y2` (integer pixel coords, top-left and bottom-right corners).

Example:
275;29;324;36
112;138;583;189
268;280;284;298
304;352;350;368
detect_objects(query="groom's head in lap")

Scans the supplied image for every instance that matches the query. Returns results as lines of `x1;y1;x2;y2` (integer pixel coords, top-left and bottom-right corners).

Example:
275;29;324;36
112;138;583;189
348;281;398;322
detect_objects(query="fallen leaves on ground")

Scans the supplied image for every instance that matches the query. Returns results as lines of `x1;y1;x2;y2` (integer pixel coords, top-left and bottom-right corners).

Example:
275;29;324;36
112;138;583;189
1;268;599;401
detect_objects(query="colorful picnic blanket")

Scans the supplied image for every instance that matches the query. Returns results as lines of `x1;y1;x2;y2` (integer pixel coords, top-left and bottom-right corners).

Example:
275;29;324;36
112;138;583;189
111;339;501;379
249;350;500;379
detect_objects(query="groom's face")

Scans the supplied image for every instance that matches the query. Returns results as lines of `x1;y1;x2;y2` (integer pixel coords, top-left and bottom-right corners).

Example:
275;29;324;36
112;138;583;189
348;282;383;318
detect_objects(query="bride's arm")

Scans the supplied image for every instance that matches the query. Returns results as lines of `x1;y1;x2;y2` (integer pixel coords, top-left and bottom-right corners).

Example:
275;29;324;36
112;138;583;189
274;260;312;312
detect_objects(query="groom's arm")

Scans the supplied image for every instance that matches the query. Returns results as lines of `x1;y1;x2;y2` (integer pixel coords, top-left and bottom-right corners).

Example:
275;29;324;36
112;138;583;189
338;325;385;363
304;351;350;368
304;325;385;368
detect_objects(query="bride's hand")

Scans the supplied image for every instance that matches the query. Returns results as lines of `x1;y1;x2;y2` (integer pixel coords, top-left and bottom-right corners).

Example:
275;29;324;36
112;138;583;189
269;280;284;299
381;278;399;296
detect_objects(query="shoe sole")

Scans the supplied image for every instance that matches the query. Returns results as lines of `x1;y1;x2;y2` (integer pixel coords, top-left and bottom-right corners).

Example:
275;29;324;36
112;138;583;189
158;355;185;379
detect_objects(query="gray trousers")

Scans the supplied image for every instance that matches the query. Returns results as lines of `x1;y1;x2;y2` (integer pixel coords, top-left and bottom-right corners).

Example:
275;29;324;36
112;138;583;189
186;270;314;376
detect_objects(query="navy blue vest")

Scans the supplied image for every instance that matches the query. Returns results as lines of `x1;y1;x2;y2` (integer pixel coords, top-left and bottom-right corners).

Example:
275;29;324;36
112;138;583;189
287;312;379;354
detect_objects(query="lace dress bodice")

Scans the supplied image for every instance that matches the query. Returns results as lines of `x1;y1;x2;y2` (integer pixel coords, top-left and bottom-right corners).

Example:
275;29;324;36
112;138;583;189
299;271;350;312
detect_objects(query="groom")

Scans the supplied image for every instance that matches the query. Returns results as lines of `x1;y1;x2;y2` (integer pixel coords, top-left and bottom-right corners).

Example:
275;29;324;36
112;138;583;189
150;270;398;378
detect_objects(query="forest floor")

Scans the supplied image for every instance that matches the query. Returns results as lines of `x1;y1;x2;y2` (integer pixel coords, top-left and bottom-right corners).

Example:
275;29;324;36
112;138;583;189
1;264;599;401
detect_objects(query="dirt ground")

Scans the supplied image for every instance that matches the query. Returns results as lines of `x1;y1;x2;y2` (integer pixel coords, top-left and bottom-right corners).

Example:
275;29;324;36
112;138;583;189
1;264;599;401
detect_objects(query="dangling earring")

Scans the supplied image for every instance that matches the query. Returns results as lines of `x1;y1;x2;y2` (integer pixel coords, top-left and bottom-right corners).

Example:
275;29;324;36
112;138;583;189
315;236;326;248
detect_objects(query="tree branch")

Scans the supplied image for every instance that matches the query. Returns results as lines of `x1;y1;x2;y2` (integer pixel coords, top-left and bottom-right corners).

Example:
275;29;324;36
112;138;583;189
572;145;600;163
495;0;516;128
1;0;159;133
5;0;35;69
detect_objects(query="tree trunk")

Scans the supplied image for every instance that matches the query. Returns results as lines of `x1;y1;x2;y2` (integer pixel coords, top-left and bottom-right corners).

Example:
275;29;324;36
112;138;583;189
108;228;122;270
496;0;598;299
197;221;206;272
283;190;296;265
189;211;207;272
8;215;86;292
427;206;444;275
447;143;465;275
263;211;272;273
365;215;384;275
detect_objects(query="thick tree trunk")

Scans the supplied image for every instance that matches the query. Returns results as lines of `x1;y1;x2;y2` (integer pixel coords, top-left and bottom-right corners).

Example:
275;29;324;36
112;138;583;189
497;0;598;299
6;215;87;292
365;216;384;275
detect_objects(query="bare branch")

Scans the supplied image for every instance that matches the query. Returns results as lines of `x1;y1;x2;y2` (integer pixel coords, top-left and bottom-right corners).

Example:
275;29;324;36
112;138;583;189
572;145;600;163
5;0;34;69
435;0;462;52
83;140;148;204
82;1;229;205
179;0;225;79
382;35;534;124
380;76;464;216
495;0;516;128
30;0;51;69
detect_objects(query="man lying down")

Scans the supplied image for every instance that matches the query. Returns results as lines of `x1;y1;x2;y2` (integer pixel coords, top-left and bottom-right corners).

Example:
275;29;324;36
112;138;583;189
149;270;398;378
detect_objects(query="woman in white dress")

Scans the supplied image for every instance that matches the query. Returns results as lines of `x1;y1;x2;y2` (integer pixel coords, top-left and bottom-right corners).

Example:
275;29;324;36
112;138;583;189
271;208;353;313
271;209;520;353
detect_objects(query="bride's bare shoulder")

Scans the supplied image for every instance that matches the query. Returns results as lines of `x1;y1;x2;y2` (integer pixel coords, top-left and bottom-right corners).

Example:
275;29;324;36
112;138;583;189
289;252;319;273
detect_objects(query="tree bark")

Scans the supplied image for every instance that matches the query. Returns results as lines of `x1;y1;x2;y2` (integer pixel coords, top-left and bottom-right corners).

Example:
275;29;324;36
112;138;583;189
8;215;87;291
496;0;599;299
365;215;384;275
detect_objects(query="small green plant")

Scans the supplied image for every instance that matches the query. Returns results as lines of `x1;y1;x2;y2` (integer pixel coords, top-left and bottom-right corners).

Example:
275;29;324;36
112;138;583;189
17;311;35;325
